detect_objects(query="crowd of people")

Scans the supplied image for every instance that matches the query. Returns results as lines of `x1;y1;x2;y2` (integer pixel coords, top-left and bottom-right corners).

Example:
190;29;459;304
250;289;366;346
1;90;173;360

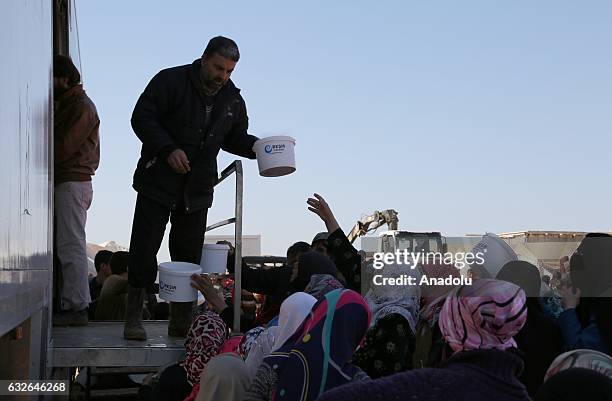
51;36;612;400
128;194;611;401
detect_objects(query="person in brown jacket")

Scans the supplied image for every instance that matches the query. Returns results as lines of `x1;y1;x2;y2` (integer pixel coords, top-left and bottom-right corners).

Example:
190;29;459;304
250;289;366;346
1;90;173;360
52;55;100;326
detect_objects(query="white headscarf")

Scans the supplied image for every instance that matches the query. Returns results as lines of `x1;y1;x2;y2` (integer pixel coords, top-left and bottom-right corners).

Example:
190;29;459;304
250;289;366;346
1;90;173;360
196;353;251;401
273;292;317;350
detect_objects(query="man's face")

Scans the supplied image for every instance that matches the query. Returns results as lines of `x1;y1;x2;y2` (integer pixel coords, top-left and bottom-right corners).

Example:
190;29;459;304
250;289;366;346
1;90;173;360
200;53;237;94
53;77;70;96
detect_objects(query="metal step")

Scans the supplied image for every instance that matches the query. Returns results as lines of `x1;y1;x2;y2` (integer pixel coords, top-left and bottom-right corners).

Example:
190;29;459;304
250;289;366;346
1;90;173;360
49;321;185;368
89;387;140;398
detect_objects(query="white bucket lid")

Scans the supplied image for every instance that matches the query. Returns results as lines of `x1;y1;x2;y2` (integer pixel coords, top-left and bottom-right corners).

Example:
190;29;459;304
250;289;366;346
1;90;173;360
203;243;230;250
158;262;201;276
254;135;296;146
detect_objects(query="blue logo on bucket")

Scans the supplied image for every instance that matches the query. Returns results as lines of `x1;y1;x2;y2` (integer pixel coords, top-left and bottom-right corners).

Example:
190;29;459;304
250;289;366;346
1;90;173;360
264;143;286;154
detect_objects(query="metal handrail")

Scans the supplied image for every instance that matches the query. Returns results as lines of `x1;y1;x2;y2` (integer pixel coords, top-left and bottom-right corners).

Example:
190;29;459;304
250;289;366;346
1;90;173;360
204;160;243;333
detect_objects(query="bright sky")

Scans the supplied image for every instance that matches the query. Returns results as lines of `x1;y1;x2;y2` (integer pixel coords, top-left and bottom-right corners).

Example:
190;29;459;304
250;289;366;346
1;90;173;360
79;0;612;260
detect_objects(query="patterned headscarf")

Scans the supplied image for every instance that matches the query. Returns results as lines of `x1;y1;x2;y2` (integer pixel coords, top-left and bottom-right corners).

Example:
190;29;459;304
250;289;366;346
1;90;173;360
180;311;228;385
544;349;612;382
304;274;344;301
239;326;266;360
244;326;278;378
364;263;420;334
266;289;371;401
439;279;527;353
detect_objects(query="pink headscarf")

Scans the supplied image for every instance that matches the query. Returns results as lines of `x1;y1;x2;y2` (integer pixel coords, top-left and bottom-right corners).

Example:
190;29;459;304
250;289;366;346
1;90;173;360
438;279;527;353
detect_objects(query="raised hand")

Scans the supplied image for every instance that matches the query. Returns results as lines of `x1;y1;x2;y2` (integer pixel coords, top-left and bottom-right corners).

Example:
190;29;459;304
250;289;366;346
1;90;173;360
307;193;340;233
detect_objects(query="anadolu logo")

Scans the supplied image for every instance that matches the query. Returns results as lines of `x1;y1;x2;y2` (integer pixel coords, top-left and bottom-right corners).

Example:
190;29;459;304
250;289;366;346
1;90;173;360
264;143;286;154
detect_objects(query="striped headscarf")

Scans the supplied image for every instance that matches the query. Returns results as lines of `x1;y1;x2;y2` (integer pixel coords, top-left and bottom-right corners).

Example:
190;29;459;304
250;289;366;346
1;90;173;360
266;289;371;401
439;279;527;353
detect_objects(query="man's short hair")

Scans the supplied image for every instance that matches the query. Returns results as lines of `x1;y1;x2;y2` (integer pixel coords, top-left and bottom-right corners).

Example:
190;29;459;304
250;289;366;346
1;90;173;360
203;36;240;62
53;55;81;87
110;251;129;275
94;250;114;273
287;241;311;261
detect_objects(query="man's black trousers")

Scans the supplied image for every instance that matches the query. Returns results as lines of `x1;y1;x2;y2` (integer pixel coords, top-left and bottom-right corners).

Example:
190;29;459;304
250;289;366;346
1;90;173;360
128;194;208;288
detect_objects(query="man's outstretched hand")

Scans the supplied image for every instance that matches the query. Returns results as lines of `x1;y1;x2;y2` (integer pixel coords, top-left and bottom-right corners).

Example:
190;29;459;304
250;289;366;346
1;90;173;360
167;149;191;174
307;193;340;233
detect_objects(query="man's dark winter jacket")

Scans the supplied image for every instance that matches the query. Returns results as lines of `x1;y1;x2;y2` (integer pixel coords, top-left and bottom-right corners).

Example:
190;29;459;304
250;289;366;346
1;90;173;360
131;59;259;212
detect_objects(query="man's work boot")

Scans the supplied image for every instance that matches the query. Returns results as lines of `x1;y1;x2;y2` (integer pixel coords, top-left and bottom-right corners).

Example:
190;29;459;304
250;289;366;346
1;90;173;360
124;286;147;341
168;301;194;337
52;309;88;327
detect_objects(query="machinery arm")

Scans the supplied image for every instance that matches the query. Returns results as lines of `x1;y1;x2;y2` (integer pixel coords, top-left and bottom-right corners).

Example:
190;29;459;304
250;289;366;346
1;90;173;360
346;209;399;243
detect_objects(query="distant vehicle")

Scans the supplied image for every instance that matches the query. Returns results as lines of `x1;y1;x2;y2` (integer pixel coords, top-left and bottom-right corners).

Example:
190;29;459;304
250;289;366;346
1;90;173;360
346;209;447;254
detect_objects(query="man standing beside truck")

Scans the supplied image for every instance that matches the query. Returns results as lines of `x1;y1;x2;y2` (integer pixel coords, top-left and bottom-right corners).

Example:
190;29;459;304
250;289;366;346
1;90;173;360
125;36;259;340
52;55;100;327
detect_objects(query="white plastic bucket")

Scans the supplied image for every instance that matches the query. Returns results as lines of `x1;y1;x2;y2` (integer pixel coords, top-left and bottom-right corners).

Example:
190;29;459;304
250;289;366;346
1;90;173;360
253;136;296;177
158;262;201;302
201;243;230;274
469;233;518;278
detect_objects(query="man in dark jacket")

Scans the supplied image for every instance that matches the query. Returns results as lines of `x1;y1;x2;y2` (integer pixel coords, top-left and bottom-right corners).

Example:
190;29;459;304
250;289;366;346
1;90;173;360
125;37;259;340
53;55;100;327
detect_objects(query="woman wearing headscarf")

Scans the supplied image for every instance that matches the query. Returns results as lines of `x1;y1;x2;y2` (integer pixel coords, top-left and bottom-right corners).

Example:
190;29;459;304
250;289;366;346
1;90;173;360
291;251;338;292
194;353;252;401
240;326;268;360
150;312;228;401
543;349;612;382
535;368;612;401
192;251;337;331
558;233;612;354
410;261;462;368
536;348;612;401
317;279;531;401
304;274;344;301
497;260;563;395
245;289;371;401
352;263;420;378
244;293;317;378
